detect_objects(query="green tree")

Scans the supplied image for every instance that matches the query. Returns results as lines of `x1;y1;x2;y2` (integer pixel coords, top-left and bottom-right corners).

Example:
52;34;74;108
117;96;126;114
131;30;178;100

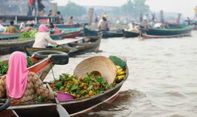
132;0;150;18
112;0;150;20
58;1;86;17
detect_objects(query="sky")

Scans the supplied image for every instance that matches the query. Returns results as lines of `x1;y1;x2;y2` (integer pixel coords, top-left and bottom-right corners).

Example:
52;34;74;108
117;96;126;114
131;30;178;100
52;0;197;17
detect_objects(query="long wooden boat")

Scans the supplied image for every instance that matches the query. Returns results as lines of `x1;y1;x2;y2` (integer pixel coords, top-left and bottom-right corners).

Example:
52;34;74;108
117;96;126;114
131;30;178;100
84;27;124;38
0;33;20;40
141;24;193;39
0;65;128;117
26;36;101;57
62;30;81;38
0;52;68;81
51;30;81;40
0;38;34;55
83;27;98;37
55;24;81;28
101;30;124;38
123;30;140;38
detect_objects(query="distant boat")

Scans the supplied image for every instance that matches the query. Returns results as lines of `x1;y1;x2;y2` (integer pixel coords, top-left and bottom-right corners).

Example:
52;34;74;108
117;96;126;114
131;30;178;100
0;33;20;40
123;30;140;38
26;36;101;57
83;27;124;38
0;38;34;55
50;30;81;40
141;24;193;39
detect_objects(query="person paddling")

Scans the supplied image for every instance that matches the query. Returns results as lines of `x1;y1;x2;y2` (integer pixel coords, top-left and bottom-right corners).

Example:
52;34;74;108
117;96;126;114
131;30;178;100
33;24;60;48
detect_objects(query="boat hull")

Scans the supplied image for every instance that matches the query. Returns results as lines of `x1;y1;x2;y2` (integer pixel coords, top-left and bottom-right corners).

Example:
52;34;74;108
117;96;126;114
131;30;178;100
84;28;124;38
0;39;34;55
0;67;128;117
142;25;193;38
123;30;140;38
0;33;20;40
26;37;101;57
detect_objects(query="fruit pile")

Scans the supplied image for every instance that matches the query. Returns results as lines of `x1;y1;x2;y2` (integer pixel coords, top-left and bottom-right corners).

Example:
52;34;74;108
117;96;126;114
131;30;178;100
50;73;113;98
50;56;127;99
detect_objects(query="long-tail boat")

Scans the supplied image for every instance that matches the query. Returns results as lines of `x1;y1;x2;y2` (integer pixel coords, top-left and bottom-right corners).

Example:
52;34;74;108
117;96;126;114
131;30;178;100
51;30;81;40
141;24;193;39
83;27;124;38
26;36;101;57
0;56;128;117
0;38;34;55
123;30;140;38
0;33;20;40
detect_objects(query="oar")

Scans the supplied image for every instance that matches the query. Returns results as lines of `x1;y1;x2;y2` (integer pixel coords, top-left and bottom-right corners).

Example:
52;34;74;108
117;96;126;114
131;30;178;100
46;84;70;117
55;97;70;117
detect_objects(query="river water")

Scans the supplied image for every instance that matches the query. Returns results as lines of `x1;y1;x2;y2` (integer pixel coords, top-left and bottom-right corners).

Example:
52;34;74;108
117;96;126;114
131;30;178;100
1;32;197;117
44;31;197;117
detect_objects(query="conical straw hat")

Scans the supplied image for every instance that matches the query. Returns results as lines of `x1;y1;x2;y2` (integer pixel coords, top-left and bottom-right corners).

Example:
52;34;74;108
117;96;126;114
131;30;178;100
74;56;116;84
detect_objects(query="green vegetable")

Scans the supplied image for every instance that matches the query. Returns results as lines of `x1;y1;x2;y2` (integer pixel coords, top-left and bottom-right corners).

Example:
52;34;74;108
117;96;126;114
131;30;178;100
109;56;126;68
20;29;37;38
55;81;63;90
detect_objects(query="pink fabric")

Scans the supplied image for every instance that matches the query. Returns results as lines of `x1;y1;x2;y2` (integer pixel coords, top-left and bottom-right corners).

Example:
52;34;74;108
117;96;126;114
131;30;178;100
38;24;48;32
54;26;61;34
6;51;28;99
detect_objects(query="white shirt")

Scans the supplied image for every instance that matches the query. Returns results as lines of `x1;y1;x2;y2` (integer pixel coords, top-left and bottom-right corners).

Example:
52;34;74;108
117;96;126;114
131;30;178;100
33;32;57;48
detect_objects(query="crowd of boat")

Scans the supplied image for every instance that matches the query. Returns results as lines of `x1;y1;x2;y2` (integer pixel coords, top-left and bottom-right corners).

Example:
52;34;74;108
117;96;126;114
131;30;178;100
0;15;196;117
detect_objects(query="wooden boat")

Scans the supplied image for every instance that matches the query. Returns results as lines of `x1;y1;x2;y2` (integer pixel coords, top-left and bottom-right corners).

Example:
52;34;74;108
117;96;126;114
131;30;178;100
62;30;81;38
141;24;193;39
0;52;68;81
0;33;20;40
123;30;140;38
51;30;81;40
55;24;81;28
0;65;128;117
0;38;34;55
25;36;101;57
84;27;124;38
101;30;124;38
83;27;98;37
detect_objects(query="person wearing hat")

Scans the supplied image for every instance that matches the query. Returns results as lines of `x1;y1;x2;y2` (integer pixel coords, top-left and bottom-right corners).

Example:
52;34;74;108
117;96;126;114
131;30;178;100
98;16;109;31
33;24;59;48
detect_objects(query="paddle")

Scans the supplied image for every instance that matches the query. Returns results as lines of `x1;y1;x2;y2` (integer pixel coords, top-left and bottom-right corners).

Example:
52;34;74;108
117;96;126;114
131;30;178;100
55;97;70;117
46;83;70;117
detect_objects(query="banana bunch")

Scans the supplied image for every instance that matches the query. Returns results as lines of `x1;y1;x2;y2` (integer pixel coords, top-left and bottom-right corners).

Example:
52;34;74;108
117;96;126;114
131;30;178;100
115;65;126;83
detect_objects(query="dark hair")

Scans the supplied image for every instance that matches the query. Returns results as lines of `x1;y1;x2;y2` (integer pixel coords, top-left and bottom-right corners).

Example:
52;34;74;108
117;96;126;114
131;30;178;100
102;17;107;21
70;16;73;19
29;23;34;27
10;21;14;25
49;22;54;28
57;11;60;15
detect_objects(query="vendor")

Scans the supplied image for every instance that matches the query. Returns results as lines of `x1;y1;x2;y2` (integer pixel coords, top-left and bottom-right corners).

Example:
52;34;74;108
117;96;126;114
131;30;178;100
5;21;18;33
98;16;109;31
33;24;59;48
0;51;54;105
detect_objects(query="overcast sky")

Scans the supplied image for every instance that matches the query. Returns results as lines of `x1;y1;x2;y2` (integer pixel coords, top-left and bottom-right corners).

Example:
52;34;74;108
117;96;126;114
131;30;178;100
52;0;197;17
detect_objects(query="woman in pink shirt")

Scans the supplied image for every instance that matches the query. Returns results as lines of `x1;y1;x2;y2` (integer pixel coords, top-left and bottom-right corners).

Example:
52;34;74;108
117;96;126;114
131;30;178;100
33;24;59;48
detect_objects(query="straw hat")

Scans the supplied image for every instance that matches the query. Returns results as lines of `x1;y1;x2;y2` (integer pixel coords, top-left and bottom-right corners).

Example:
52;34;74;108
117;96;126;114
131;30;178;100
74;56;116;84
